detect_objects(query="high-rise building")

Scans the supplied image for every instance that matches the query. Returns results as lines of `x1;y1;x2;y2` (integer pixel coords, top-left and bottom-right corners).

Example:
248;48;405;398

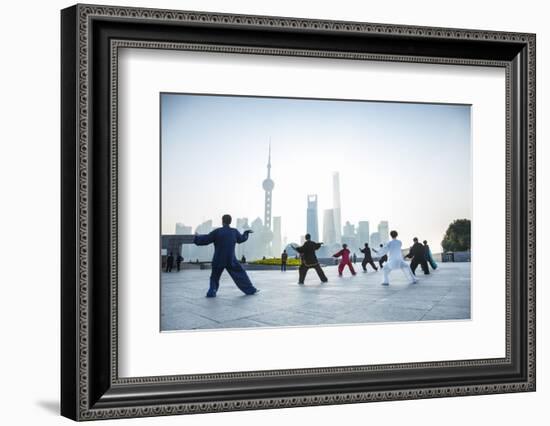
370;231;381;249
343;221;355;238
247;217;272;260
262;143;275;231
323;208;336;245
357;221;370;246
194;220;214;261
342;221;357;252
378;221;389;244
332;172;342;243
235;218;250;260
175;223;192;235
272;216;282;256
175;223;192;259
236;217;249;231
306;194;319;241
195;220;213;234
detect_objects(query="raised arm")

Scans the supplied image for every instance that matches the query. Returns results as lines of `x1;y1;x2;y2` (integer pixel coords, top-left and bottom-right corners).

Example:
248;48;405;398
236;229;251;244
333;249;343;258
194;230;216;246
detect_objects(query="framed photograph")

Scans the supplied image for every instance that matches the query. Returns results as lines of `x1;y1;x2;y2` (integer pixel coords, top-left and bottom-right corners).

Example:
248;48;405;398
61;4;536;421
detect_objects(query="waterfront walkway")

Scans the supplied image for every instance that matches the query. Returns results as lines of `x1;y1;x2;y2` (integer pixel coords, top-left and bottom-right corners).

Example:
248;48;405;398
161;262;470;331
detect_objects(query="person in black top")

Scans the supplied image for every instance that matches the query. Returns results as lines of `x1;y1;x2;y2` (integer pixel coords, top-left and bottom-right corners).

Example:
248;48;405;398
405;237;430;275
281;249;288;271
360;243;379;272
176;254;183;271
423;240;438;270
377;244;388;269
292;234;328;284
165;252;174;272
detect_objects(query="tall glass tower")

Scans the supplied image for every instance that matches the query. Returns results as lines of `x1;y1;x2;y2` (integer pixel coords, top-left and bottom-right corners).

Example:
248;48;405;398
323;208;336;245
306;194;319;241
378;221;389;244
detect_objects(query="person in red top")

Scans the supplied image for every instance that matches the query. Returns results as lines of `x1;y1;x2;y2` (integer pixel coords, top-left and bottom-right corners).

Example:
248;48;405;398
333;243;357;277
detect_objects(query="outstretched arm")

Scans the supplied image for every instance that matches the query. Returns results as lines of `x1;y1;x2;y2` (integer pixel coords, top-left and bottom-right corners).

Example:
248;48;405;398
194;230;216;246
293;244;304;254
236;229;252;244
333;249;343;258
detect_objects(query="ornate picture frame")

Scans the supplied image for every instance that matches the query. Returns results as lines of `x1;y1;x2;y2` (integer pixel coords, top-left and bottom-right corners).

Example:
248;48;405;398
61;4;535;421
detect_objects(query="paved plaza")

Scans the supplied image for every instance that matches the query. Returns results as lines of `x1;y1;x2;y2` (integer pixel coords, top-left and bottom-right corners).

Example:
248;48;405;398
160;262;471;331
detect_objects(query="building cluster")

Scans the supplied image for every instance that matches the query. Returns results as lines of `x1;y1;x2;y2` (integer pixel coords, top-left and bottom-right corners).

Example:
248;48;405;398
303;172;389;257
170;146;389;262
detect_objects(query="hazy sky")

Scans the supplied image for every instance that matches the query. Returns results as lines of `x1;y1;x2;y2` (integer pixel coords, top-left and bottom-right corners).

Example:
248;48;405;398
161;93;471;252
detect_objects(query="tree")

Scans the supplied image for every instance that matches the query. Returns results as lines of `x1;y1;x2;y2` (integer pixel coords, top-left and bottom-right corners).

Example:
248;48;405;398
441;219;471;252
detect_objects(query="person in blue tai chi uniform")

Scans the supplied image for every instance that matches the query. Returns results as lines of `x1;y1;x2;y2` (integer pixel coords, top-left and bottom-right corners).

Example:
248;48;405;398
193;214;260;298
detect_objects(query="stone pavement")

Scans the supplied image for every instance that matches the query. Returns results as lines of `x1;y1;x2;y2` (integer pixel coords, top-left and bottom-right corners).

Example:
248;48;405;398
160;262;471;331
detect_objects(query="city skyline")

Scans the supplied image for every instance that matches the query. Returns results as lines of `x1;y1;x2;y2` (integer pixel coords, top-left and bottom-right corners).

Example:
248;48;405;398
168;173;392;256
161;93;471;252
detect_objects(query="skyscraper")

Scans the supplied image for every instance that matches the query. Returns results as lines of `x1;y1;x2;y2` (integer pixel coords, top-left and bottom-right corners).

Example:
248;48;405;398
332;172;342;243
235;218;250;260
370;232;381;249
272;216;282;256
175;223;192;235
323;208;336;245
248;217;265;260
343;221;355;238
342;221;358;252
378;221;389;244
175;223;192;259
194;220;214;261
306;194;319;241
236;217;249;231
357;221;370;246
262;143;275;231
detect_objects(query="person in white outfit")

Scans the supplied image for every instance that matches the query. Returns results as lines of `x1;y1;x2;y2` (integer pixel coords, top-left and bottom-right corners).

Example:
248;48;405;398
375;230;418;286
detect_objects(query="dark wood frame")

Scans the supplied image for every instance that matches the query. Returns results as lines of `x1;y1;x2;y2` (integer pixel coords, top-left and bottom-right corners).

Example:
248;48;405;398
61;3;536;421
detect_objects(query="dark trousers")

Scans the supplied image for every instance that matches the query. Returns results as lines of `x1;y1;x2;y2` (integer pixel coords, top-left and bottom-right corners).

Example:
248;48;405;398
379;256;387;269
208;263;257;296
166;262;173;272
410;258;430;275
298;264;328;283
362;258;378;271
281;262;287;271
176;262;181;271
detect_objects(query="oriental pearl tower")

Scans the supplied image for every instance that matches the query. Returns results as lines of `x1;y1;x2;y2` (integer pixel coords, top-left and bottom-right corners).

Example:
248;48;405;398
262;143;274;231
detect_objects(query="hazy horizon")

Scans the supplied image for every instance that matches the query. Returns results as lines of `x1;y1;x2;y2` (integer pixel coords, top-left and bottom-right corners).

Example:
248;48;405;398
161;93;471;252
